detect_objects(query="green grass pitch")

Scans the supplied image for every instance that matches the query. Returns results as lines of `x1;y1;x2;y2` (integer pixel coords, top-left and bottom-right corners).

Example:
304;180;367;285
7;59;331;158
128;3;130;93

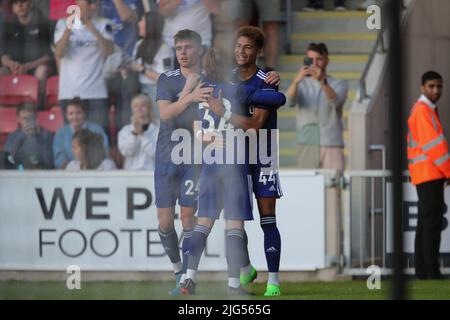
1;280;449;300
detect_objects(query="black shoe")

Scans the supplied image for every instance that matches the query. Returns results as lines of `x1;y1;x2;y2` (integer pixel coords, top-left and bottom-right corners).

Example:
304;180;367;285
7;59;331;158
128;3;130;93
180;278;196;295
228;285;254;296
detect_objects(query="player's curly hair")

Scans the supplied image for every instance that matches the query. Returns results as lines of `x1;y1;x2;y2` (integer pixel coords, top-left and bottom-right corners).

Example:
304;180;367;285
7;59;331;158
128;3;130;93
236;26;265;50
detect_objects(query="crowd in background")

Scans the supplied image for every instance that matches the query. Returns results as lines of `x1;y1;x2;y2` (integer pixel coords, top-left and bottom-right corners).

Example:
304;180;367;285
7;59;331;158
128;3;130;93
0;0;374;171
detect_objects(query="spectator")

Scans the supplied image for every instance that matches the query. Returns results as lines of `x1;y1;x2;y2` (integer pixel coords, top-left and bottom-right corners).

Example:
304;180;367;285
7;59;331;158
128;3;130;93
158;0;219;50
118;94;158;170
130;10;172;119
66;128;117;170
53;97;109;170
286;42;348;172
4;102;54;169
100;0;143;56
0;0;54;108
100;0;144;132
230;0;282;71
54;0;114;134
303;0;347;11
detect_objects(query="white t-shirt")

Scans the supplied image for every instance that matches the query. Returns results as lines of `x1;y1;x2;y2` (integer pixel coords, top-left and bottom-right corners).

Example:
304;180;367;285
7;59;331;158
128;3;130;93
118;122;159;170
159;0;212;47
66;159;117;171
133;40;173;86
54;17;114;100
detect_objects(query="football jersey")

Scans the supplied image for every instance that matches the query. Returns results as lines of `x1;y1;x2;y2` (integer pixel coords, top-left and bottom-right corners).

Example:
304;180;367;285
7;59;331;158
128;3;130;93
156;69;199;163
232;67;280;167
198;79;252;167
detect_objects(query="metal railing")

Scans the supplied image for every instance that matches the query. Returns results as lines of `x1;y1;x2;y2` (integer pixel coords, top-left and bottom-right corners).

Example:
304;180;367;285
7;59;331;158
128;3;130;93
284;0;293;54
342;170;390;275
341;170;450;275
357;0;415;103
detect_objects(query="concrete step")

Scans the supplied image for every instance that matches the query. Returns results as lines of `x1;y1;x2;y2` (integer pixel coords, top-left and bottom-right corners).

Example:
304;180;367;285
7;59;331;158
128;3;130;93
293;11;373;34
291;32;377;54
277;54;369;72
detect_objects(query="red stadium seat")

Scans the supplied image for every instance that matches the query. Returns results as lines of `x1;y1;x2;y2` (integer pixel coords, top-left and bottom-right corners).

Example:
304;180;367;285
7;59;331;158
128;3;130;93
37;106;64;133
0;75;39;106
0;107;18;151
0;107;18;134
45;75;59;109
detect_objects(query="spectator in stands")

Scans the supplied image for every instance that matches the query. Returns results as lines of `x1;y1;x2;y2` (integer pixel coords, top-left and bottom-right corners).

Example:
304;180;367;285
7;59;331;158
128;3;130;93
100;0;143;132
129;10;172;119
53;97;109;170
54;0;114;134
66;128;117;170
211;0;236;61
286;42;348;173
158;0;220;52
0;0;54;108
100;0;143;56
303;0;347;11
4;102;54;169
118;94;158;170
230;0;282;71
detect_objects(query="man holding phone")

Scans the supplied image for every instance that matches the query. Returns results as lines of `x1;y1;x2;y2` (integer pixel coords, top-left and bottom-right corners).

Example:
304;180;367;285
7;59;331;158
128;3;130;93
4;103;54;169
286;42;348;172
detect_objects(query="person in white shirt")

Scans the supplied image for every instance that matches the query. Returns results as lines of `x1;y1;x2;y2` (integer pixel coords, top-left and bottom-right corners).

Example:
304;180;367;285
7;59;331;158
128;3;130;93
158;0;220;51
54;0;114;134
66;128;117;171
130;11;173;119
118;94;158;171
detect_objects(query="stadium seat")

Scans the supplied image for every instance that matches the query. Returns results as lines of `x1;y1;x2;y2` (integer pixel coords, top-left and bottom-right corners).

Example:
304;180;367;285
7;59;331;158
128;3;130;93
0;75;39;106
37;106;64;133
0;107;18;151
45;75;59;109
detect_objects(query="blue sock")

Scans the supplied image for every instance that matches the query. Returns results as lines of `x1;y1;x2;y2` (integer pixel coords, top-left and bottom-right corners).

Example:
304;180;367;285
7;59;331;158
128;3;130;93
261;216;281;273
181;229;193;274
226;228;246;278
158;228;181;264
187;225;210;271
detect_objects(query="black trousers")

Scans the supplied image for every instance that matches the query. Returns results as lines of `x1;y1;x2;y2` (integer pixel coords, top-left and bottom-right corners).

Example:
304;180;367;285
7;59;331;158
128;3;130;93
414;179;446;279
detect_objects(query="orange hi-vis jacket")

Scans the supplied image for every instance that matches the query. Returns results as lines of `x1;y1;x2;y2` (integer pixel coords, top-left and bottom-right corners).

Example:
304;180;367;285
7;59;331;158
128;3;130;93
407;95;450;185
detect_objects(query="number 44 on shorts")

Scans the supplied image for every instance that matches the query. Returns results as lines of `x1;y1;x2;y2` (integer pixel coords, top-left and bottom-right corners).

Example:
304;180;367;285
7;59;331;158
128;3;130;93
258;170;277;186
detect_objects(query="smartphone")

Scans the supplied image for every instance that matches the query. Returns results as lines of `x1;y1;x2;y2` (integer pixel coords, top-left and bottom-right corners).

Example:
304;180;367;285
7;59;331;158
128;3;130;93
304;57;313;77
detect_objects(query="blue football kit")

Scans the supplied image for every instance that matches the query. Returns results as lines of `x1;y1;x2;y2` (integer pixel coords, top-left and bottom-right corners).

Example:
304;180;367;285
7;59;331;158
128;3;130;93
232;67;284;199
155;69;201;208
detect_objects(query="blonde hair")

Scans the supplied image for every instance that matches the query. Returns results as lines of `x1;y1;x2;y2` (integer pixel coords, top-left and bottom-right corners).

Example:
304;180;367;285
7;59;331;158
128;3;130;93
131;94;154;123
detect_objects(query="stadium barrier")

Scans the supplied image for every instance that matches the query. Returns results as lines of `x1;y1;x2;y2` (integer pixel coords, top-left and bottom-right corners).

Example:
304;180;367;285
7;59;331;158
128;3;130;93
0;170;334;272
342;170;450;275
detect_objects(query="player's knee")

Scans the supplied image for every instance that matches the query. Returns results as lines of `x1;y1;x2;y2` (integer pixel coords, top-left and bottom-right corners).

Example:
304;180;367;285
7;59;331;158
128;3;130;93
180;213;196;229
257;199;276;215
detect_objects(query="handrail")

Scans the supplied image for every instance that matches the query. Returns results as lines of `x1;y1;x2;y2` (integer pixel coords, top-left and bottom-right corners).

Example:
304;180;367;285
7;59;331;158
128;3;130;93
357;0;415;103
285;0;293;54
356;3;389;103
